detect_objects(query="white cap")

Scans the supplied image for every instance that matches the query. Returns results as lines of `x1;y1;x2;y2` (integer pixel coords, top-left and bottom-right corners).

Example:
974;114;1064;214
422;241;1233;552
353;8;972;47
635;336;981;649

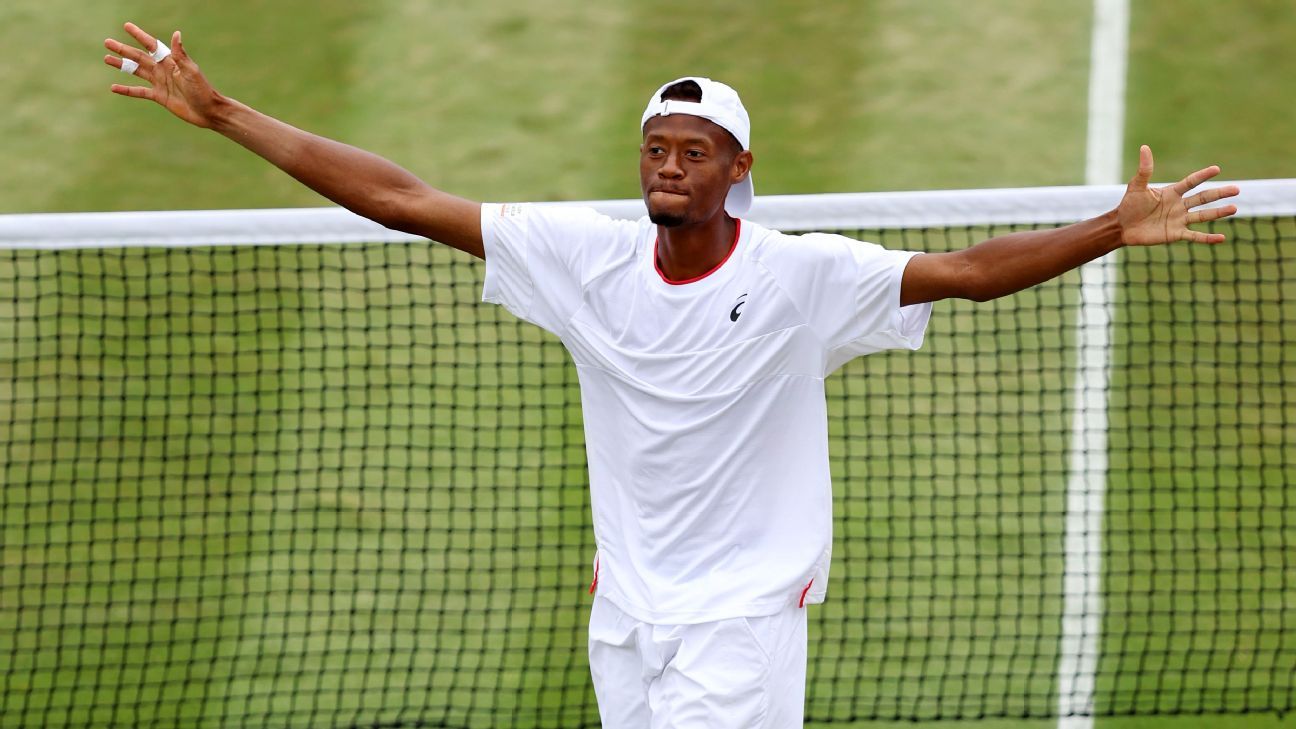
641;76;753;217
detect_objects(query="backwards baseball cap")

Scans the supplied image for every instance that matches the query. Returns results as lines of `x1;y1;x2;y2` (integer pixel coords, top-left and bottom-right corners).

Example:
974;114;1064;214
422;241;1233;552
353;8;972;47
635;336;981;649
641;76;753;217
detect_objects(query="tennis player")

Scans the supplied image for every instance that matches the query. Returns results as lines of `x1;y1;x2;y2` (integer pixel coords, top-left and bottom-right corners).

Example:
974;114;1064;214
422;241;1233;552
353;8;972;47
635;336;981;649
105;22;1240;728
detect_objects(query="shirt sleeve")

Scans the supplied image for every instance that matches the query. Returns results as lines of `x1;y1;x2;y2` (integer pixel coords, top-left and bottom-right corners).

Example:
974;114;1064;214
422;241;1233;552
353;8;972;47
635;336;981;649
480;203;625;335
768;232;932;375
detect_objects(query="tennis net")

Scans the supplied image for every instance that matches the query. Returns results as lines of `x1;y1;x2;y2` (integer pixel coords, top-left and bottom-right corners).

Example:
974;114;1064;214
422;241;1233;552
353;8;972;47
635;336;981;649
1;181;1293;727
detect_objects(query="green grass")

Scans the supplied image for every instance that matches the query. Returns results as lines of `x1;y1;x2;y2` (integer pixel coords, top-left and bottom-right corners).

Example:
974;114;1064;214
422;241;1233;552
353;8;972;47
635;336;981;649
1100;220;1296;716
1125;0;1296;182
5;227;1292;727
816;226;1078;723
1;246;595;728
4;0;1288;211
1;0;1095;214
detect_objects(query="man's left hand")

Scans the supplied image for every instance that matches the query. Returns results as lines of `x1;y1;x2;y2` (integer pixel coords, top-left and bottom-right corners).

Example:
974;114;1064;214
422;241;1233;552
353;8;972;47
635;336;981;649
1118;145;1240;246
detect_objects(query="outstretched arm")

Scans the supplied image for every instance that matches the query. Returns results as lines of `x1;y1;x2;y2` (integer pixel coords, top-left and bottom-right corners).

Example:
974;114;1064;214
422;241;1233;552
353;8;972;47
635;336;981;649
899;146;1239;305
104;22;483;258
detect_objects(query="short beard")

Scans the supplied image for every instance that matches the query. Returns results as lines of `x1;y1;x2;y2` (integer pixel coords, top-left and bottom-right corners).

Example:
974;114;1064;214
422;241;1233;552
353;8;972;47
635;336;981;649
648;210;687;227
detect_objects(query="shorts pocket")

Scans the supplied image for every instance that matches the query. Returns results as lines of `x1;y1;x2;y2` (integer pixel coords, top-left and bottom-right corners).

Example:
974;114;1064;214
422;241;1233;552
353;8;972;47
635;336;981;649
737;615;778;664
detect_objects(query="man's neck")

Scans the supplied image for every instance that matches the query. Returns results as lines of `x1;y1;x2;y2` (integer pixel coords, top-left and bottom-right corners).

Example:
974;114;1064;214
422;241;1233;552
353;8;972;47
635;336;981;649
655;214;738;283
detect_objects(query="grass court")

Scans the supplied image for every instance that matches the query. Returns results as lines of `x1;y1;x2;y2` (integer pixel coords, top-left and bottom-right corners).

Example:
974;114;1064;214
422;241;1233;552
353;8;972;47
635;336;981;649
1;1;1294;727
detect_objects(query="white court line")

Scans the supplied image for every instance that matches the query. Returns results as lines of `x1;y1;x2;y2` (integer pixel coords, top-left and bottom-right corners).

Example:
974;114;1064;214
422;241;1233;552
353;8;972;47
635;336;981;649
1058;0;1128;728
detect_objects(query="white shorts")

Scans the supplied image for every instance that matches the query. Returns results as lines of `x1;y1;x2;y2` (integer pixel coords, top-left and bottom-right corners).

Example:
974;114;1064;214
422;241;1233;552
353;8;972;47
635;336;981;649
587;595;808;728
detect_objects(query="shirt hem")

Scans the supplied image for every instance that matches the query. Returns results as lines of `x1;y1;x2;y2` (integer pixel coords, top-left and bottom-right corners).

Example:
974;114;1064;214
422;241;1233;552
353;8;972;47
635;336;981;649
595;590;811;625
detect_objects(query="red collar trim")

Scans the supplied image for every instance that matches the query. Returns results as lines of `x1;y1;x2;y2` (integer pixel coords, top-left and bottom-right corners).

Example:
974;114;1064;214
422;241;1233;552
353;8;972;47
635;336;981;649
654;219;742;286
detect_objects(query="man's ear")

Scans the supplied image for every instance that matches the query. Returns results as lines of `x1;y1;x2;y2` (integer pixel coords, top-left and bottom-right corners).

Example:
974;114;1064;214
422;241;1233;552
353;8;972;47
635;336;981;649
732;150;754;183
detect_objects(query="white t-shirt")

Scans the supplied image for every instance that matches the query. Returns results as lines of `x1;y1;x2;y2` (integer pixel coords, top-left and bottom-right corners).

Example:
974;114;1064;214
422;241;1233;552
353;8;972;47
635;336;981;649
481;203;932;623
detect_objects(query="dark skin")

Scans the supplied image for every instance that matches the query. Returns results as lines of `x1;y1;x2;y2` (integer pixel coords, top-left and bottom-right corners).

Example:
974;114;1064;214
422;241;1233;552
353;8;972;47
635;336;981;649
105;22;1240;304
901;145;1238;304
104;24;483;257
641;114;752;282
637;114;1240;305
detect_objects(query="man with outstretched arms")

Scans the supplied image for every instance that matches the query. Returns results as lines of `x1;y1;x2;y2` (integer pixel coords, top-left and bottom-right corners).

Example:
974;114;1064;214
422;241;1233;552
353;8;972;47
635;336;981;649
105;22;1239;728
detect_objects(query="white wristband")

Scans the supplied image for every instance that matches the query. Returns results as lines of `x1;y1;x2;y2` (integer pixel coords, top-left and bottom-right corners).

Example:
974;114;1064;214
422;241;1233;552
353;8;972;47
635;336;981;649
151;40;171;63
120;58;140;75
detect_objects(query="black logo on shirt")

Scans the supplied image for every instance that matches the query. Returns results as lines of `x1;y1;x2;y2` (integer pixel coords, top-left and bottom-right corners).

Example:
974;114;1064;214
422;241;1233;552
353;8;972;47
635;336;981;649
729;293;748;322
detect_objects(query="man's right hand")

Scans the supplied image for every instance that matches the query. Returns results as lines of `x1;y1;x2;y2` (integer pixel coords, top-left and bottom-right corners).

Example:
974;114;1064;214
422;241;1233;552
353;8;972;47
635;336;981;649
101;21;484;258
104;22;221;129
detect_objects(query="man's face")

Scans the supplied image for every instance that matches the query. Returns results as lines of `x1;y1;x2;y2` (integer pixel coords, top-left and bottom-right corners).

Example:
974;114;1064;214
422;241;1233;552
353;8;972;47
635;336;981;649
640;114;751;227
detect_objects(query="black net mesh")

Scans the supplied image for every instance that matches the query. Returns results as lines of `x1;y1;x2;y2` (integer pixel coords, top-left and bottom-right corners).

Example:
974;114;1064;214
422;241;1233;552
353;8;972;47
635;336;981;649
0;215;1292;727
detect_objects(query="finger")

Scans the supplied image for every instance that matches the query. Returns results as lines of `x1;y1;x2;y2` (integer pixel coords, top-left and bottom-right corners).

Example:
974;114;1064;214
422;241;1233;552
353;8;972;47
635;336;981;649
1184;229;1226;244
1186;204;1237;225
1131;144;1153;187
110;84;155;100
105;38;151;66
1183;185;1239;209
156;30;186;71
105;54;147;80
1171;164;1221;195
123;22;161;53
103;54;142;76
